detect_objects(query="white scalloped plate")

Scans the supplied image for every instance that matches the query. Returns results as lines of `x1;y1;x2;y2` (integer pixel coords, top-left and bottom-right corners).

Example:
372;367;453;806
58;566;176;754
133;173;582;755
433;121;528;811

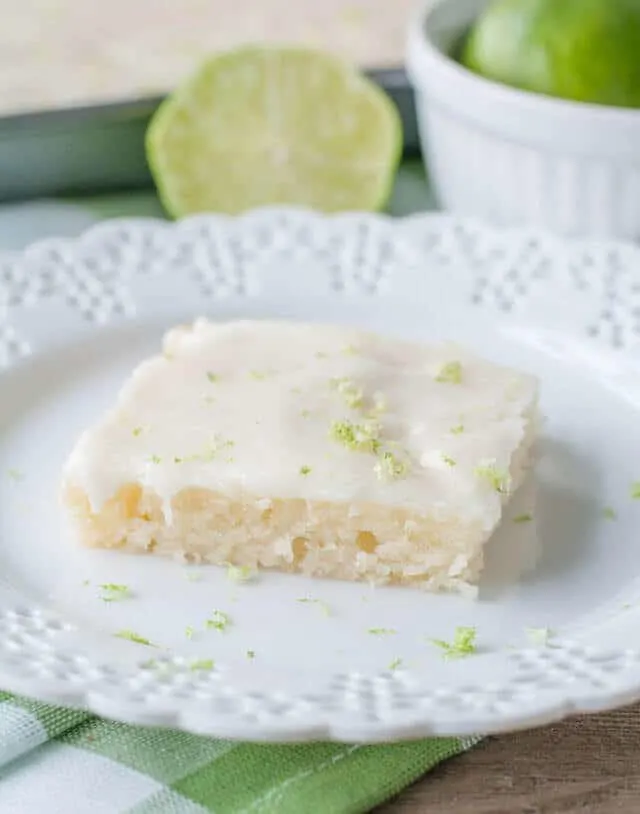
1;209;640;742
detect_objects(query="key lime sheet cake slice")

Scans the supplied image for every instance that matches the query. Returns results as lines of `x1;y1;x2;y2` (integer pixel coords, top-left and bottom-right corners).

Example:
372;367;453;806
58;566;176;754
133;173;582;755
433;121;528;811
61;319;539;596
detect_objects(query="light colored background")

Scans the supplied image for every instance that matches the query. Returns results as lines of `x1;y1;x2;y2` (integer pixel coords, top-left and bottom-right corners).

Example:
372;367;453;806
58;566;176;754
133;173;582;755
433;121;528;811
0;0;415;114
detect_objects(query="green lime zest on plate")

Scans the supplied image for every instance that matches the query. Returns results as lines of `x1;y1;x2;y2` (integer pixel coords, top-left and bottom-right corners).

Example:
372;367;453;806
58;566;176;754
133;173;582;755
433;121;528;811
368;627;397;636
513;513;533;524
146;45;402;218
99;583;131;602
190;658;215;671
114;629;156;647
602;506;617;520
246;650;256;660
185;625;195;639
205;610;230;631
296;597;331;616
299;465;312;476
431;626;477;659
631;481;640;500
388;657;403;671
7;468;24;482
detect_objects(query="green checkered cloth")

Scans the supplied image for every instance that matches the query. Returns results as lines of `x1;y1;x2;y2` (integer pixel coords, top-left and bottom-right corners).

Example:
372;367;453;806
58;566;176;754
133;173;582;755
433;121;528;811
0;692;478;812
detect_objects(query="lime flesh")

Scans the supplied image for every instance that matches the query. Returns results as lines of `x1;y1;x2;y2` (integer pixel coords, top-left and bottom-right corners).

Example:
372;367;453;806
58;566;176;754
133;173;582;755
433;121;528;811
462;0;640;108
147;46;403;217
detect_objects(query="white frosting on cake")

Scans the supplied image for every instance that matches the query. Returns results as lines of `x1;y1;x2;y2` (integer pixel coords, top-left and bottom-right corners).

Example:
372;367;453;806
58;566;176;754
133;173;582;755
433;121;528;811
62;319;538;526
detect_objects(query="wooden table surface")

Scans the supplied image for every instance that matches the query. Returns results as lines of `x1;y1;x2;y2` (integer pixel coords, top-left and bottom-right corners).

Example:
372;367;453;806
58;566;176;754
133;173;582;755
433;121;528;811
379;704;640;813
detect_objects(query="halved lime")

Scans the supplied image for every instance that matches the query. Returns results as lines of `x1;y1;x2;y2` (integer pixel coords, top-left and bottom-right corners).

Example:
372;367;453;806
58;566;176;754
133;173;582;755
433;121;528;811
146;46;403;217
462;0;640;108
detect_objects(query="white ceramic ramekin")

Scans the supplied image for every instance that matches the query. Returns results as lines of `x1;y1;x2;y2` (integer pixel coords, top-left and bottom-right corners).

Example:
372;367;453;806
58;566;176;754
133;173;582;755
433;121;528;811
406;0;640;240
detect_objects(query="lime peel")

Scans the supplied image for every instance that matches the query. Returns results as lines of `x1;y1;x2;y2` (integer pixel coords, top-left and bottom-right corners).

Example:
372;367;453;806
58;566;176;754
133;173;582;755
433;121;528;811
431;626;477;659
114;629;156;647
99;583;131;602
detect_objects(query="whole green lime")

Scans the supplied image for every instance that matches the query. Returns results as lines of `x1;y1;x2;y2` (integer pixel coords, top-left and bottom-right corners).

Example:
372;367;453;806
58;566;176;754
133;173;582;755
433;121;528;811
462;0;640;108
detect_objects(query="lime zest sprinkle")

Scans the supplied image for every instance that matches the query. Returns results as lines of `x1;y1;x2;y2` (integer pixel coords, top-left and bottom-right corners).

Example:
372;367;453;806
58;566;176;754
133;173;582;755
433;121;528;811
602;506;617;520
374;450;410;481
226;564;253;583
141;659;158;669
175;435;234;464
82;579;91;587
343;344;359;356
474;461;510;494
331;377;364;410
300;409;311;419
114;629;155;647
435;361;462;384
513;513;533;524
190;658;215;671
250;370;269;380
185;625;195;639
631;482;640;500
441;454;457;468
7;468;24;482
315;351;328;359
99;583;131;602
206;371;219;383
132;426;144;437
299;465;312;476
329;419;381;453
525;627;555;647
296;597;331;616
246;649;256;659
431;626;477;659
388;657;403;671
149;454;162;465
449;424;465;435
205;610;230;631
368;627;397;636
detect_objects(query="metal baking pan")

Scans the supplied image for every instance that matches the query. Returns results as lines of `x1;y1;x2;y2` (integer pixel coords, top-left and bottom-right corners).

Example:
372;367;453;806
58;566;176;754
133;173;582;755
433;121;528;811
0;68;418;203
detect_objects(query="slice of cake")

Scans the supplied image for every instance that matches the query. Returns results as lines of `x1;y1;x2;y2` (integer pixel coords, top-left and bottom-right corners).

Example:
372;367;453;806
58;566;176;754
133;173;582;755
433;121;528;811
61;319;539;595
